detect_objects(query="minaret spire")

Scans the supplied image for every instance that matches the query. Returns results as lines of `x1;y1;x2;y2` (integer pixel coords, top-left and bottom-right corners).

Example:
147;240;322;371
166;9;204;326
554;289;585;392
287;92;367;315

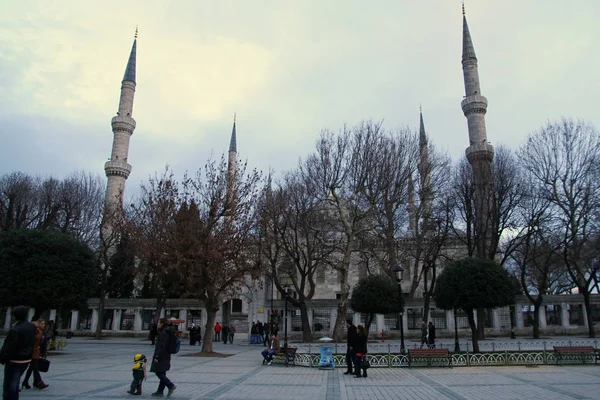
418;107;432;231
103;31;138;239
460;7;495;259
226;114;237;215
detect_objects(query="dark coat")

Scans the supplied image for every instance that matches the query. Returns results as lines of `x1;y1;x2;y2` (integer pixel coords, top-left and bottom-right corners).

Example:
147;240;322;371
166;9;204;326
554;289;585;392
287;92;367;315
150;326;173;373
346;325;358;350
428;324;436;341
0;321;36;364
355;332;368;355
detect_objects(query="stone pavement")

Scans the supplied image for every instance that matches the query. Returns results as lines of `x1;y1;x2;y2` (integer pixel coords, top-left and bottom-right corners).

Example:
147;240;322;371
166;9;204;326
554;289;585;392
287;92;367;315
1;337;599;400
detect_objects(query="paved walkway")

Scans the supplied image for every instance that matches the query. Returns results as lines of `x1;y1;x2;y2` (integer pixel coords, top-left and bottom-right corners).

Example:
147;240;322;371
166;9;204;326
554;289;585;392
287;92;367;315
2;338;599;399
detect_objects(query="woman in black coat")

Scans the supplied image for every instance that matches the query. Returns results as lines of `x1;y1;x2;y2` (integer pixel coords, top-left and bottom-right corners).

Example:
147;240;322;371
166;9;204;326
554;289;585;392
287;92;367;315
150;318;177;397
353;325;369;378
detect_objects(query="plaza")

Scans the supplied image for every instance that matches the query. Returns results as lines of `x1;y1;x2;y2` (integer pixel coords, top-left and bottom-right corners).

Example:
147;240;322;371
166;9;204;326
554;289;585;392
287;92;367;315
2;337;599;400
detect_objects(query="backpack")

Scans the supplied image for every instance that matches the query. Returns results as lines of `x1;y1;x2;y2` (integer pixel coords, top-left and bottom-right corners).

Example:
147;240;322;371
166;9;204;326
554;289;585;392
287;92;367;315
169;332;181;354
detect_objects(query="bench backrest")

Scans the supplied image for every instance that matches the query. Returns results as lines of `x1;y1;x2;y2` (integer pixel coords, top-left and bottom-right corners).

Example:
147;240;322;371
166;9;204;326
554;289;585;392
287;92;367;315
408;349;449;355
280;347;297;354
553;346;595;353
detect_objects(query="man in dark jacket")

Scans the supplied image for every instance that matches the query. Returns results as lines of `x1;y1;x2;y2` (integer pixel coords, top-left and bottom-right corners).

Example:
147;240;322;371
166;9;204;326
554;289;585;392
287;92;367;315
150;319;176;397
0;306;36;400
343;319;358;375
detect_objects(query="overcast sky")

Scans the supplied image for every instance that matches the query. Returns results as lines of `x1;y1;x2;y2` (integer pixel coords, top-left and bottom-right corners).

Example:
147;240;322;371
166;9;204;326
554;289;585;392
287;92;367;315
1;1;599;198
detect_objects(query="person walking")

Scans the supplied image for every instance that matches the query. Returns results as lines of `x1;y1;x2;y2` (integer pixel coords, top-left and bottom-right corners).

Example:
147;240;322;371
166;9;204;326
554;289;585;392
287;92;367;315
354;325;369;378
214;322;221;342
229;324;236;344
21;319;49;390
419;321;428;349
0;306;36;400
222;325;229;345
343;319;358;375
149;318;176;398
427;322;436;348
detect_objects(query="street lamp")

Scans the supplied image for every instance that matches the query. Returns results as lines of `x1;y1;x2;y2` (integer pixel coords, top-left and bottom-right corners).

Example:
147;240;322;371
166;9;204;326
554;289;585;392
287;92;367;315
283;283;291;349
393;266;406;353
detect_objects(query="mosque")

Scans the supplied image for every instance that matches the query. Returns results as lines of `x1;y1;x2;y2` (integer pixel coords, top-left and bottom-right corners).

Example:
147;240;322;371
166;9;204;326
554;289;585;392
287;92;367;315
2;9;596;339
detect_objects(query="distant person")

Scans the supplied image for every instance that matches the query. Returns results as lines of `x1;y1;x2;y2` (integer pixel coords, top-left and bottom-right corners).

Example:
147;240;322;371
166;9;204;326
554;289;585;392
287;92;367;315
189;324;201;346
420;321;428;349
258;321;264;344
22;319;49;390
229;325;236;344
0;306;36;400
149;319;176;397
127;353;147;396
261;333;280;365
214;322;221;342
222;325;229;344
427;322;436;348
354;325;369;378
343;319;358;375
149;321;158;346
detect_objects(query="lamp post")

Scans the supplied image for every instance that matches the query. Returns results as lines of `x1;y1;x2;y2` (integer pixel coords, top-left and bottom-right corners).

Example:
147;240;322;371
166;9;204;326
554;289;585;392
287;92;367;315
393;266;406;353
283;283;291;349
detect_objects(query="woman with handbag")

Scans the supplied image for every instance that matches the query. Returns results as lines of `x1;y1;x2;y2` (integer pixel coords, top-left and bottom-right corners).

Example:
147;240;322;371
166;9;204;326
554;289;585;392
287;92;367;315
354;325;369;378
22;319;49;390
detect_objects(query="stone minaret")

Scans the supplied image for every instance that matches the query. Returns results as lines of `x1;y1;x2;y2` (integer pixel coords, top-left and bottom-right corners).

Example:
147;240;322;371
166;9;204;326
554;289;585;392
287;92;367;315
226;114;237;213
418;107;433;230
103;30;137;236
460;6;494;259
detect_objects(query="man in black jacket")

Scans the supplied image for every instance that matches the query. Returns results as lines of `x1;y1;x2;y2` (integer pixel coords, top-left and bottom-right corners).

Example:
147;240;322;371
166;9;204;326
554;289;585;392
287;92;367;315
0;306;36;400
343;319;358;375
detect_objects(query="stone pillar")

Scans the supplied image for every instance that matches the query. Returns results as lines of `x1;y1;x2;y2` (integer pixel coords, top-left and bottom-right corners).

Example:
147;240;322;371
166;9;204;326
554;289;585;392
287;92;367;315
134;309;143;332
112;309;121;331
376;314;384;333
49;309;57;324
3;307;12;330
492;309;501;331
307;308;313;333
515;304;524;329
91;309;99;332
70;311;79;331
539;307;547;329
180;309;187;331
446;310;455;331
330;308;337;336
353;312;360;327
560;303;570;327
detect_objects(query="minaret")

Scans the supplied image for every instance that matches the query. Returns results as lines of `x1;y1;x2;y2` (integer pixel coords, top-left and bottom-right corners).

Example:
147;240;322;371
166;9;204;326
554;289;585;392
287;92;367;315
226;114;237;213
103;29;137;234
460;5;494;259
418;106;432;230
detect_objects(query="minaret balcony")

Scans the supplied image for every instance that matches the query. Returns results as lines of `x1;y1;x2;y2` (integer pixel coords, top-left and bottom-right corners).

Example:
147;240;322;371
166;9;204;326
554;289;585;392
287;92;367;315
461;94;488;116
104;160;132;178
111;115;136;134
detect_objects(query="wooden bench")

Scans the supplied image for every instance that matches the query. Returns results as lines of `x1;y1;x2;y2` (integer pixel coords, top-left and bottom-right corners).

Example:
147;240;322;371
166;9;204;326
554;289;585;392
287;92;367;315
263;347;297;367
554;346;597;365
408;348;452;368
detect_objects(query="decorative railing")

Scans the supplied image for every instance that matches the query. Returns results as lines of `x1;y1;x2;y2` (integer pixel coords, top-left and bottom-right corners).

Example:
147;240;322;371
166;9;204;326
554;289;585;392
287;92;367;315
291;340;599;368
293;339;599;355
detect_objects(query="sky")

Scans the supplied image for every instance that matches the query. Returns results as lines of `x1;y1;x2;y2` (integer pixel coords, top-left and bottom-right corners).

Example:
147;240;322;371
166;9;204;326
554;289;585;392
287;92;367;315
1;0;599;199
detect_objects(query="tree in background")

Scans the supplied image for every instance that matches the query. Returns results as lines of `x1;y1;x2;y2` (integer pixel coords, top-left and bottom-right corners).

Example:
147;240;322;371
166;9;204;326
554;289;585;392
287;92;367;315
519;118;600;338
434;258;514;352
350;274;399;332
0;229;96;319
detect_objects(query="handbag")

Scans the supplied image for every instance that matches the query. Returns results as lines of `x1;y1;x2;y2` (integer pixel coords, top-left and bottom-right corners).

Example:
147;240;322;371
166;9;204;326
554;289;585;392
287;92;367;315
360;355;370;369
38;357;50;373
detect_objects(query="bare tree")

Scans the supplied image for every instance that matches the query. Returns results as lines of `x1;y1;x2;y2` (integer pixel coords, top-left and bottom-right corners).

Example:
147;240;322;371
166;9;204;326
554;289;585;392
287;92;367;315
0;172;38;230
299;123;377;341
519;118;600;338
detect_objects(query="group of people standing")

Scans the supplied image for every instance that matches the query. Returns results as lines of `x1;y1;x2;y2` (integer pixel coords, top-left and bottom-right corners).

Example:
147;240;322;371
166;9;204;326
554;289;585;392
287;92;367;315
420;321;436;349
249;321;269;345
0;306;50;400
213;322;236;344
344;319;369;378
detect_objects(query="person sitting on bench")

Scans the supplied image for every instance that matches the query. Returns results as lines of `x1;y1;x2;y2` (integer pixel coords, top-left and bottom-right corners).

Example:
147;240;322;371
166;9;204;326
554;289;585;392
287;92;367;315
261;333;280;365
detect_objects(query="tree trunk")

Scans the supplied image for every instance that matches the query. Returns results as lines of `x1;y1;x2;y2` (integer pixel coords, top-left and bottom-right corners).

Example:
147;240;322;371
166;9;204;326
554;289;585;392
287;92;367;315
202;305;218;353
466;308;479;353
332;267;350;342
300;302;312;342
94;289;106;339
365;312;374;337
581;290;596;338
532;304;540;339
422;292;431;323
476;307;486;340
